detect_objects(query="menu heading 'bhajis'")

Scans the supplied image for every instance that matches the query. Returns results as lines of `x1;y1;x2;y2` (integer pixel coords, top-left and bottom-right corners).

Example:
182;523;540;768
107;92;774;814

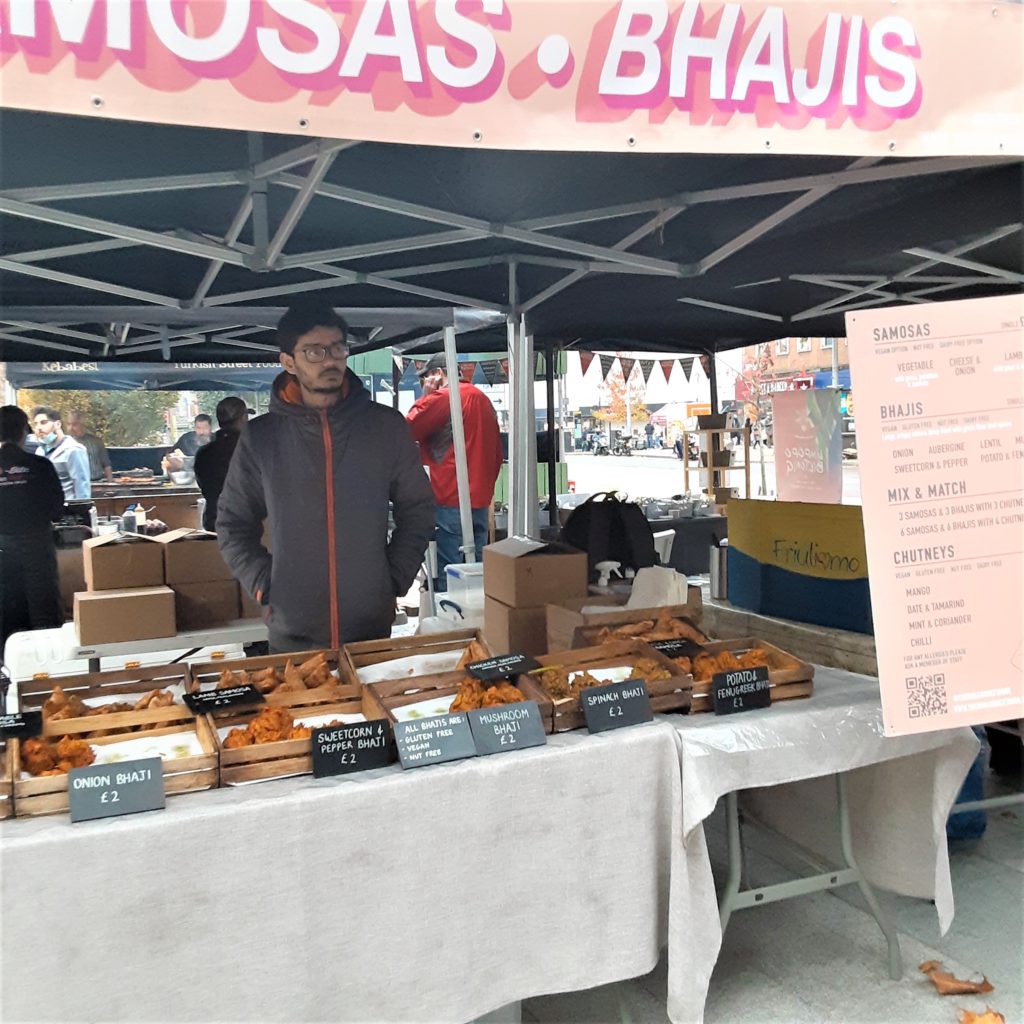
0;1;1020;156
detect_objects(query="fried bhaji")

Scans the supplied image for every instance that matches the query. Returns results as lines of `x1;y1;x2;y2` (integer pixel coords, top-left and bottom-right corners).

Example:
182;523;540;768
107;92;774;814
220;707;346;748
214;653;337;695
595;611;705;645
21;735;95;777
481;682;526;707
449;676;525;711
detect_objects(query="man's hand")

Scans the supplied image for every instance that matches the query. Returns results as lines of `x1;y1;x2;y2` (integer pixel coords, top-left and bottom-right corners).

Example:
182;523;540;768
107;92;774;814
421;373;444;395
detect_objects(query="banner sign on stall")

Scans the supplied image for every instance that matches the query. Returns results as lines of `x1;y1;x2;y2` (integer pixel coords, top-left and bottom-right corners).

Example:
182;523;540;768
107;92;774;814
772;389;844;504
68;757;165;823
0;2;1019;157
311;719;393;777
468;701;547;755
394;713;477;769
846;295;1024;737
581;679;653;733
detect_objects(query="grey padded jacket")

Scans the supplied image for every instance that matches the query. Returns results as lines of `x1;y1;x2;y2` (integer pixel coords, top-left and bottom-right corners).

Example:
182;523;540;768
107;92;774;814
217;370;435;652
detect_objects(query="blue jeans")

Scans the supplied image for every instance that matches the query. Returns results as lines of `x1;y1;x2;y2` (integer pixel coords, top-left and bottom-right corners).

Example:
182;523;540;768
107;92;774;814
434;505;489;592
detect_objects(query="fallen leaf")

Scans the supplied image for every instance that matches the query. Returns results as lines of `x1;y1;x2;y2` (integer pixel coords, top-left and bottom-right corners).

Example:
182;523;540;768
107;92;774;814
958;1009;1005;1024
918;960;994;996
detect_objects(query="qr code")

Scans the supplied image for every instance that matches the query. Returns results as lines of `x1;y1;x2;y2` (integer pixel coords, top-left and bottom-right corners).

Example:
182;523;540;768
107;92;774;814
906;674;947;718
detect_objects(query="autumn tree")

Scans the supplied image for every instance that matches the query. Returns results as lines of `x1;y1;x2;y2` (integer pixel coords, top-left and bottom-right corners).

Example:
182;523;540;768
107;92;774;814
594;359;649;433
20;390;179;446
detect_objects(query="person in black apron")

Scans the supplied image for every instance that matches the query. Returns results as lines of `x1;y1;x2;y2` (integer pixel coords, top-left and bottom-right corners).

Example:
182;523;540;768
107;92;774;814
0;406;65;658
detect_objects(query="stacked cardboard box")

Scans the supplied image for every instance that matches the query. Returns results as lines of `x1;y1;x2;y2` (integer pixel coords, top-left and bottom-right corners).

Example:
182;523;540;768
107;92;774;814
76;535;175;644
482;537;588;657
155;529;240;630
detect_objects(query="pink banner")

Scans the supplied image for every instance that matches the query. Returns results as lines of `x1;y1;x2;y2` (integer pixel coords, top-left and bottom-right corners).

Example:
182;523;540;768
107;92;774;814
847;294;1024;737
0;1;1019;156
772;389;844;504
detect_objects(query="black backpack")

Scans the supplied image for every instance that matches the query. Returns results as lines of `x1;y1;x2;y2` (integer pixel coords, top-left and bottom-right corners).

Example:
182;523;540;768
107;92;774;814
561;492;658;581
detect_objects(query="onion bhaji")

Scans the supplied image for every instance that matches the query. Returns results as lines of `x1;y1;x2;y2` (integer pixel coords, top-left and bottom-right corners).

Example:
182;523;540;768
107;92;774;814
21;735;95;777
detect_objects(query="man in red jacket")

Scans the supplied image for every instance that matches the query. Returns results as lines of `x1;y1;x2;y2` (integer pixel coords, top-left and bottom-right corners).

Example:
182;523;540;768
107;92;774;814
406;354;503;591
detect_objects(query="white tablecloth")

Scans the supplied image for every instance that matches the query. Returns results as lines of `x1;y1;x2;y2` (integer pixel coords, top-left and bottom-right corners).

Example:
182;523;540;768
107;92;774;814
666;667;979;1024
0;669;977;1024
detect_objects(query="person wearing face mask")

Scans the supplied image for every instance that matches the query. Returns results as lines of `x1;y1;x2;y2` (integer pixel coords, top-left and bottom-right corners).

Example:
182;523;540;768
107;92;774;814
216;301;435;652
1;406;66;652
31;406;90;500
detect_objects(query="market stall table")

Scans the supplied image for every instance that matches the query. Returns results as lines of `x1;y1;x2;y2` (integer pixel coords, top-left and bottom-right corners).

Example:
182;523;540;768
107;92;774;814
0;666;975;1024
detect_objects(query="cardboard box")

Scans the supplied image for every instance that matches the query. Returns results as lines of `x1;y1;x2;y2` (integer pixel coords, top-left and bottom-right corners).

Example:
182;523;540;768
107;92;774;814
74;586;176;646
57;546;86;618
545;590;704;653
484;597;548;658
82;534;164;591
173;581;240;631
238;586;264;620
155;528;234;584
483;537;587;608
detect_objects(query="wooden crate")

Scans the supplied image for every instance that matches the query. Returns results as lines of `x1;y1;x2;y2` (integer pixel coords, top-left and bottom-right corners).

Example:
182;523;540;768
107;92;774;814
342;629;490;685
574;606;708;649
363;670;553;734
12;718;218;818
188;649;373;784
14;666;218;816
517;640;692;732
188;649;356;704
687;638;814;713
0;743;13;821
545;593;703;653
210;694;388;785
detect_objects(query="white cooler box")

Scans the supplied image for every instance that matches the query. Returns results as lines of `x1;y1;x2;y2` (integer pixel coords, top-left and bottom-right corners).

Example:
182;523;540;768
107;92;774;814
439;562;484;629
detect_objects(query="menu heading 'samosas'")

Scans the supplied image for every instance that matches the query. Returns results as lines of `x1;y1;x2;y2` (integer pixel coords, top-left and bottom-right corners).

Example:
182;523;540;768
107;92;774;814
847;295;1023;736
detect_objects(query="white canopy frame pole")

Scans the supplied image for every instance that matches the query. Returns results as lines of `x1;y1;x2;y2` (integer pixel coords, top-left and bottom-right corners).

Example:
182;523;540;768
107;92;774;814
507;316;538;538
443;324;476;566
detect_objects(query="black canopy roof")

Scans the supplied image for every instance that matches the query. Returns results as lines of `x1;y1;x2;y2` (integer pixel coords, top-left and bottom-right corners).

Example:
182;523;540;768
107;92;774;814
1;109;1020;362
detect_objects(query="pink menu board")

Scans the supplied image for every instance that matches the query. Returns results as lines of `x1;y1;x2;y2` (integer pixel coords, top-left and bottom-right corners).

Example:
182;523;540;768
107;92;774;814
846;295;1024;736
773;390;844;504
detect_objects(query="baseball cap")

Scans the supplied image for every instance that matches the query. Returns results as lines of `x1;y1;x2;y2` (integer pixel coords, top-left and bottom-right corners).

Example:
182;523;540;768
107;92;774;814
416;354;448;378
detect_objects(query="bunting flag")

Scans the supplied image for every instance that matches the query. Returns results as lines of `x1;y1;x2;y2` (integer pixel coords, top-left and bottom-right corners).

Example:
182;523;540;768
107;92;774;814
639;359;655;385
414;359;426;374
699;354;711;378
459;361;476;383
619;357;636;382
481;360;500;385
578;351;595;376
499;358;509;379
599;354;616;381
392;355;404;372
680;356;695;381
660;359;675;382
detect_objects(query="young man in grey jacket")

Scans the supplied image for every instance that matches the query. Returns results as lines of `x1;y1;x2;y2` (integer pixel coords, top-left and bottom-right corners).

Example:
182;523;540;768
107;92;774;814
216;302;435;652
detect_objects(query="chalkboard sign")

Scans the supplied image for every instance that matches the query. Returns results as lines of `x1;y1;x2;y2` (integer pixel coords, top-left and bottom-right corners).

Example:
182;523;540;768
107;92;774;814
468;701;546;755
712;666;771;715
68;757;165;823
466;653;540;682
312;719;392;777
394;713;477;769
648;639;703;661
0;711;42;740
184;685;264;713
580;680;653;734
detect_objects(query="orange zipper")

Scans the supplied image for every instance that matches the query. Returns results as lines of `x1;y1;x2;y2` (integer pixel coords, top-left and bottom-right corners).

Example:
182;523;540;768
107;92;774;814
320;411;340;648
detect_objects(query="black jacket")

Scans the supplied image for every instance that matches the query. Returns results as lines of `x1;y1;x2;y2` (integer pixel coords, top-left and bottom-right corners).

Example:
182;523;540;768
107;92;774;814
0;444;65;535
194;428;240;532
216;371;435;652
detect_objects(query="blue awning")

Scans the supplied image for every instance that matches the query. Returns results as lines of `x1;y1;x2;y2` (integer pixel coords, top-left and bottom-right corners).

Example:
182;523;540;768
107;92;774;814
813;369;851;389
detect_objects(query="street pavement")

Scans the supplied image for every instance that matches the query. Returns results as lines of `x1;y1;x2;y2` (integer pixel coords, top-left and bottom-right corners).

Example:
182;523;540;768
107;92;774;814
563;448;863;504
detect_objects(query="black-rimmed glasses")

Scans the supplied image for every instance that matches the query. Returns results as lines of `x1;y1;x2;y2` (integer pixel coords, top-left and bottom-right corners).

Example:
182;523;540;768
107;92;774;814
299;341;349;363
